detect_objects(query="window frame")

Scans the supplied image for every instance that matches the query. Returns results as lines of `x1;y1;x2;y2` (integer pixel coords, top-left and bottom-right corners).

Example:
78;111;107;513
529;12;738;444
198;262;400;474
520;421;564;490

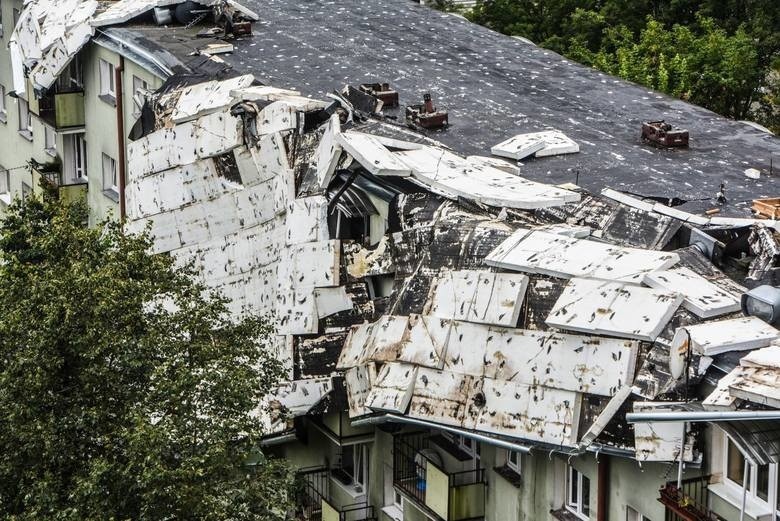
17;98;32;139
442;432;481;469
566;465;591;520
0;84;7;123
98;59;116;102
102;152;117;193
626;505;651;521
132;75;149;118
506;449;521;474
0;166;10;195
44;125;56;156
722;435;778;512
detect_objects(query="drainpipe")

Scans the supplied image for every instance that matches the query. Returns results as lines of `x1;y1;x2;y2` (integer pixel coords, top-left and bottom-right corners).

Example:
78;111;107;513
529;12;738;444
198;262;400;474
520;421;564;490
625;410;780;423
597;455;609;521
115;56;126;221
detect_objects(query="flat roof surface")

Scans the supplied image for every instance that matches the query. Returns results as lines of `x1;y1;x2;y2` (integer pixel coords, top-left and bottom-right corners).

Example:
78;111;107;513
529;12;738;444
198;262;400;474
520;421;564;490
221;0;780;217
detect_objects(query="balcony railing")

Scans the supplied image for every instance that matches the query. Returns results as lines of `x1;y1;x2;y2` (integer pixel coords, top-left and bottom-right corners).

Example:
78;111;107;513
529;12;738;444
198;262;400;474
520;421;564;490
393;432;486;521
295;466;376;521
39;90;85;130
658;476;726;521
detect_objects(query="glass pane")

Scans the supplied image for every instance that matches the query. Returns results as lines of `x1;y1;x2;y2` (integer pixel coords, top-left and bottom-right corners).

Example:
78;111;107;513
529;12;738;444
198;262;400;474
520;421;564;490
727;439;746;486
569;467;578;506
756;464;769;502
582;475;590;515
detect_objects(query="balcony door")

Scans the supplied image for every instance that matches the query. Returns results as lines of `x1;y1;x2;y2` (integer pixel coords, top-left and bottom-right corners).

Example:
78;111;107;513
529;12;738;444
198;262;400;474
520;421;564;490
62;133;87;184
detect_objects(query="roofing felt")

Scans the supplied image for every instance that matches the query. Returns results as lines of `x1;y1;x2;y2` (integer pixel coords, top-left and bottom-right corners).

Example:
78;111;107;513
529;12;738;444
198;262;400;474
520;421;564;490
221;0;780;217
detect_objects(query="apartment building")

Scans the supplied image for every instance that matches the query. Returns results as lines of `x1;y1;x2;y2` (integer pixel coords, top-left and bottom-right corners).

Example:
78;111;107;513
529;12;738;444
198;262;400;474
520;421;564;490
2;2;780;521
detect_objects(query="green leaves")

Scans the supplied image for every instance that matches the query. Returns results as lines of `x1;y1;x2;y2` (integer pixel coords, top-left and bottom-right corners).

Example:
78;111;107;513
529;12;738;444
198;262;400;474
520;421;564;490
0;195;292;520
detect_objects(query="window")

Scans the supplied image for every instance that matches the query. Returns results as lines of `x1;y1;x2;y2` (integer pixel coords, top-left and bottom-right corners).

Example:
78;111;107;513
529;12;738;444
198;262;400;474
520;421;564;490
55;56;83;92
626;505;651;521
0;85;6;123
21;182;32;201
132;75;149;117
723;436;778;513
0;167;9;194
566;465;590;520
44;125;56;156
442;432;481;469
507;449;521;474
102;153;117;193
337;443;369;494
99;59;116;102
17;98;32;138
65;134;87;182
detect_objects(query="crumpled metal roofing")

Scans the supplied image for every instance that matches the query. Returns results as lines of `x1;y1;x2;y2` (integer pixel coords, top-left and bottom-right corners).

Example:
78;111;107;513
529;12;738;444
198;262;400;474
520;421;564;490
123;66;780;461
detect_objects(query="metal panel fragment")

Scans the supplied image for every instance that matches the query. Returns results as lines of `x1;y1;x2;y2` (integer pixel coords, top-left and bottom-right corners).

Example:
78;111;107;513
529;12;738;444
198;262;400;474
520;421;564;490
670;317;778;358
643;267;741;318
345;364;377;418
546;278;683;341
633;402;695;462
338;131;413;177
487;229;680;283
365;362;418;414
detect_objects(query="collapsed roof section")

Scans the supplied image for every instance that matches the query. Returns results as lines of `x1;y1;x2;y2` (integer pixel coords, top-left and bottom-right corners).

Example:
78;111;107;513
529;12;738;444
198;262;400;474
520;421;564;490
125;67;780;463
7;0;258;98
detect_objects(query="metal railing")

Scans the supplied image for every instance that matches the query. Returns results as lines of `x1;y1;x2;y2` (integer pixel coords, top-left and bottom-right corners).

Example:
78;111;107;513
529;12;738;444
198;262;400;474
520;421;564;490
294;467;376;521
659;475;726;521
393;432;485;521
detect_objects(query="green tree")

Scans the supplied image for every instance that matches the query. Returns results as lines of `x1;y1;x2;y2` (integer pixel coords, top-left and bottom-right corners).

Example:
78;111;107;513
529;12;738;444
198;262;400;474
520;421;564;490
0;194;293;520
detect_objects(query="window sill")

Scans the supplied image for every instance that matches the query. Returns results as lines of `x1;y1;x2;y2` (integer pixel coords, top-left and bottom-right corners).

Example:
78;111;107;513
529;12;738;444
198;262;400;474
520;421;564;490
99;94;117;107
381;505;403;521
329;475;366;502
550;507;587;521
0;112;7;124
44;147;57;158
0;193;11;206
494;465;523;488
102;188;120;202
18;130;33;141
708;482;773;520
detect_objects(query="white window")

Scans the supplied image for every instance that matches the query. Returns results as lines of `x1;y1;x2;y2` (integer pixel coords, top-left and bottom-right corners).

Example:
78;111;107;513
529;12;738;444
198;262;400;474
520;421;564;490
99;59;116;100
442;432;481;469
102;153;117;192
506;449;521;474
626;505;651;521
0;167;10;194
17;98;32;138
722;436;779;515
44;125;56;156
132;75;149;117
340;443;369;494
0;85;7;122
66;134;87;182
566;465;591;520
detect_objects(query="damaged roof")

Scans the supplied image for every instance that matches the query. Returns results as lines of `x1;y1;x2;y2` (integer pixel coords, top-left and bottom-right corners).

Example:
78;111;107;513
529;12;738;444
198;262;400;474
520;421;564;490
223;0;780;218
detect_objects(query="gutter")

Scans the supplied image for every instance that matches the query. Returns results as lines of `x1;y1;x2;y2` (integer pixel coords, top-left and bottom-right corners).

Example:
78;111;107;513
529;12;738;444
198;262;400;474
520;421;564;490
626;410;780;423
351;414;532;454
260;432;297;447
115;56;126;221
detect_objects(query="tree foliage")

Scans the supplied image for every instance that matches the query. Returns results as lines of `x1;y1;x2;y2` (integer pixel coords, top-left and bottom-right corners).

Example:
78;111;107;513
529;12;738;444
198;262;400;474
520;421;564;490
0;195;293;520
467;0;780;132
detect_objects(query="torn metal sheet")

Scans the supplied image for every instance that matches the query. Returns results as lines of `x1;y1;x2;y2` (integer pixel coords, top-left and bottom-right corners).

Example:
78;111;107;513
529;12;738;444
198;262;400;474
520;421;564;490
546;278;683;341
127;110;244;176
643;267;741;319
344;236;395;278
425;270;529;327
272;378;333;417
344;363;377;418
396;146;581;209
314;287;353;319
395;315;451;370
491;130;579;160
313;114;342;189
727;345;780;408
486;229;679;283
338;131;413;177
407;367;475;429
702;367;742;410
670;317;778;359
167;74;255;124
365;362;418;414
578;386;633;448
445;321;638;396
633;402;696;462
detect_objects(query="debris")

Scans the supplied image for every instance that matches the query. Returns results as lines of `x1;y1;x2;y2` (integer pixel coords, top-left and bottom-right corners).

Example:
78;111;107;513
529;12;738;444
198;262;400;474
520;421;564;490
633;402;696;462
752;197;780;219
643;267;741;318
359;83;399;108
491;130;579;160
546;278;684;341
641;120;689;148
406;93;449;130
745;168;761;180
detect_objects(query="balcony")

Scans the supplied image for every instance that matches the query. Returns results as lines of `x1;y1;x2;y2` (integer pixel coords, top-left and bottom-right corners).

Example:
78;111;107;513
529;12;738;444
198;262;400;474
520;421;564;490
38;90;86;130
658;476;726;521
393;432;486;521
30;162;88;204
296;467;376;521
